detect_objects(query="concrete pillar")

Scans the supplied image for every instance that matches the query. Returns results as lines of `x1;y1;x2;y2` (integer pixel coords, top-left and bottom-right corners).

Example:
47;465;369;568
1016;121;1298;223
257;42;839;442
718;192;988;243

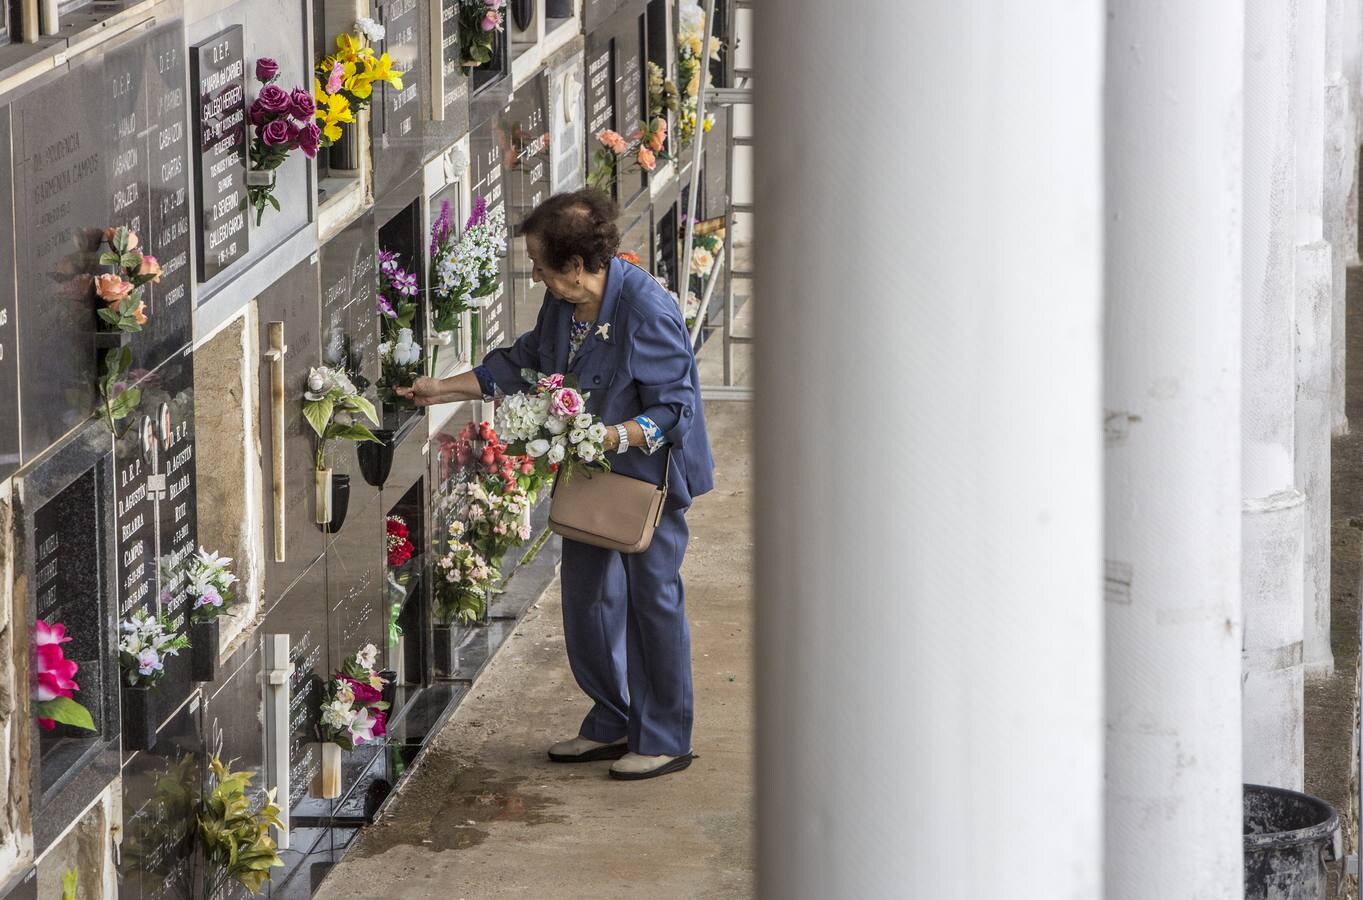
1295;0;1336;679
1326;0;1355;436
755;3;1103;897
1105;1;1245;897
1241;0;1306;790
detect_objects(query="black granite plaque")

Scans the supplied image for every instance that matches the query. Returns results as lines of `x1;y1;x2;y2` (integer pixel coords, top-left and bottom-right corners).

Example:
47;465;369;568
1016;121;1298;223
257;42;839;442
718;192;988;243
0;108;18;483
615;7;648;205
117;701;199;899
471;119;511;356
327;497;383;672
373;0;425;197
507;73;550;338
438;0;470;123
190;27;249;282
584;32;615;194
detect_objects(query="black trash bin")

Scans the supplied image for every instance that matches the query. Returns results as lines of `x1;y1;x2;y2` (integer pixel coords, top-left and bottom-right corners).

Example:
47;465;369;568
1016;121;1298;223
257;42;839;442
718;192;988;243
1244;783;1340;900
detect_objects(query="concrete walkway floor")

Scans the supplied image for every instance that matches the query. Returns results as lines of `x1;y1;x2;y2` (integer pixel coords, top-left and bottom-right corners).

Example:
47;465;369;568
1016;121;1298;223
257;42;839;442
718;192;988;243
318;398;754;900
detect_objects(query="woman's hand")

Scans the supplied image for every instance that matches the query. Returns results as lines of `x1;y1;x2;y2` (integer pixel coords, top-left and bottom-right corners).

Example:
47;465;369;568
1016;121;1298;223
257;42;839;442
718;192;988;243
395;376;448;407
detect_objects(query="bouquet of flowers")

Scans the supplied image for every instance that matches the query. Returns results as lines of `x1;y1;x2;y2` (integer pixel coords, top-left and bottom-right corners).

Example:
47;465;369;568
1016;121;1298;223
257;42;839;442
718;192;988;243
677;0;722;146
317;644;390;750
314;22;405;148
587;118;670;193
118;610;190;687
429;196;506;334
386;515;415;567
496;372;612;480
95;225;160;432
186;547;238;623
648;61;680;125
33;620;96;732
433;521;495;624
303;365;381;469
247;58;321;225
458;0;507;73
375;249;423;406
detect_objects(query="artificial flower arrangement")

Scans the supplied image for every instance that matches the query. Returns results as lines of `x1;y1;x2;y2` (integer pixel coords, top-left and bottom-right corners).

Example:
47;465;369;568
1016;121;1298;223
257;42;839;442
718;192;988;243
386;514;415;568
458;0;507;73
33;620;96;733
376;249;423;408
428;196;507;370
587;119;670;193
94;226;160;433
452;421;538;567
676;0;722;146
313;20;405;148
317;643;390;750
118;610;190;687
303;365;381;470
247;58;321;224
186;547;239;623
496;371;612;480
648;61;680;127
433;520;495;625
198;755;285;897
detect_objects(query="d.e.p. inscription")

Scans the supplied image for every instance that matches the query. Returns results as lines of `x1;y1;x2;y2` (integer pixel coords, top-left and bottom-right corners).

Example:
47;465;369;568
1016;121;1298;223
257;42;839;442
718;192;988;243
190;26;249;282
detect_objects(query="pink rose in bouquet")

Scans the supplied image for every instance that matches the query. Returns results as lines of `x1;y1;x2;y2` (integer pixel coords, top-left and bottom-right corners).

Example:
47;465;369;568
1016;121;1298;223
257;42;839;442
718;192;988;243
550;387;584;419
537;373;565;391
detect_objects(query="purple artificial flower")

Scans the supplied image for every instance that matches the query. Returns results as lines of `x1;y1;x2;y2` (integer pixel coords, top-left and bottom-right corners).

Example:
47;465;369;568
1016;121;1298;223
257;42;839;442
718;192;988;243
298;122;321;159
431;199;452;256
261;118;293;146
481;10;500;30
393;270;418;296
326;61;345;95
193;586;224;610
289;88;316;120
255;57;280;83
466;195;488;229
378;249;400;275
377;295;397;318
248;101;271;128
257;84;291;114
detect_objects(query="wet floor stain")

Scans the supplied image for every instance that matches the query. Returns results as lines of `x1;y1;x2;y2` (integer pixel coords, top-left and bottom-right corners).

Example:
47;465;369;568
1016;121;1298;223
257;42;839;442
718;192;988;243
350;760;568;857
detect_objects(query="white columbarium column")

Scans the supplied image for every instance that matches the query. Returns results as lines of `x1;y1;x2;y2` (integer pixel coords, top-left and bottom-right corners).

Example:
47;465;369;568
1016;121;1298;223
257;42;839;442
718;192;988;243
1296;0;1336;679
1105;0;1246;896
755;2;1103;897
1242;0;1306;791
1327;0;1355;436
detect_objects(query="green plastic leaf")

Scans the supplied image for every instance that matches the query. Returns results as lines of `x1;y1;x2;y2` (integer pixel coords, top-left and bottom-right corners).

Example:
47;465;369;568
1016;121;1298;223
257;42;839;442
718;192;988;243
302;398;333;438
348;394;379;426
35;696;96;731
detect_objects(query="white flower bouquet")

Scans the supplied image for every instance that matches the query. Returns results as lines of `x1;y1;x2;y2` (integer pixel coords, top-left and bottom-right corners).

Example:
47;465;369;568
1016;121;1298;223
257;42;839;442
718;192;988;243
433;521;496;625
119;610;191;687
186;547;239;623
495;371;612;480
303;365;381;469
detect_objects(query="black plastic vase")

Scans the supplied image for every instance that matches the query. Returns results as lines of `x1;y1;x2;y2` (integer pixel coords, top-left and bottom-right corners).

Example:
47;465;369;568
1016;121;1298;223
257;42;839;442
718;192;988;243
190;618;220;682
357;430;396;488
321;474;351;534
122;683;157;752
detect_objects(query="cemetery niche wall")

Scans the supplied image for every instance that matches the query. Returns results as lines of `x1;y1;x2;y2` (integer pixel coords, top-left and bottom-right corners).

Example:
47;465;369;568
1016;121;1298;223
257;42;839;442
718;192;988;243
0;0;733;891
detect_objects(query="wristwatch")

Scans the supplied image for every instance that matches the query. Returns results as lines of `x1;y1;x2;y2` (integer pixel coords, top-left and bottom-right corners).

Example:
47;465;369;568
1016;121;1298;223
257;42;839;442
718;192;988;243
614;423;630;455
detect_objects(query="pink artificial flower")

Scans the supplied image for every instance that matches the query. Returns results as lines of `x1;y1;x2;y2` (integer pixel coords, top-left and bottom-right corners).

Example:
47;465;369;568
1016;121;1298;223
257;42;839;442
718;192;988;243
326;61;345;94
481;10;501;30
34;619;80;731
103;228;139;250
341;675;382;705
647;118;667;152
537;373;565;392
94;273;134;305
131;300;148;326
597;129;628;153
549;387;584;419
636;146;656;171
371;709;388;738
138;254;162;283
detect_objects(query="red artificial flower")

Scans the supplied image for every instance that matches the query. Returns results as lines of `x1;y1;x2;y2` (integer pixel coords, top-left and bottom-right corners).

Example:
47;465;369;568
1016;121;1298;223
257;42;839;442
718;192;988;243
341;675;383;705
371;709;388;738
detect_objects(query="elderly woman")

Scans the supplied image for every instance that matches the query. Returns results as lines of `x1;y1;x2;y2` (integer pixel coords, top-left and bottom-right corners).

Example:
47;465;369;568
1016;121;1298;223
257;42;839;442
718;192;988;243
399;189;713;781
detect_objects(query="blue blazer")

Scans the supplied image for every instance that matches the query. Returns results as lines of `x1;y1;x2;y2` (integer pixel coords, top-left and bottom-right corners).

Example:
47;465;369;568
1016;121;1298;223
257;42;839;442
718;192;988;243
481;257;715;507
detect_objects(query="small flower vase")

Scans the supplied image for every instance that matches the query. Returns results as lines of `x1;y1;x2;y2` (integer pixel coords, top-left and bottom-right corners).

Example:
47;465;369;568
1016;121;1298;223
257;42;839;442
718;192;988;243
245;169;275;187
122;683;158;752
393;634;406;684
433;623;454;677
189;618;220;682
311;742;343;799
315;468;333;525
329;117;362;173
93;330;131;351
379;670;397;710
357;429;396;488
321;473;351;534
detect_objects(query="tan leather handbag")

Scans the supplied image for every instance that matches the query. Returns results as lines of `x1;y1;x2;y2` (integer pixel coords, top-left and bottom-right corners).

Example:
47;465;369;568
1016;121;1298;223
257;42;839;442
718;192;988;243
547;450;671;553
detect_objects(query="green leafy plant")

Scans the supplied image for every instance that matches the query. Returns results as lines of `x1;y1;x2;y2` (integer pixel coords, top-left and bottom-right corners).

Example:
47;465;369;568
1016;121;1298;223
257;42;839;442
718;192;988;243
198;756;285;897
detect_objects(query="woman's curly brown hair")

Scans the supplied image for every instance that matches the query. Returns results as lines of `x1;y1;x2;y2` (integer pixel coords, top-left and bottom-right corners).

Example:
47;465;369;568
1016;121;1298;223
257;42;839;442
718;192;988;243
521;189;622;273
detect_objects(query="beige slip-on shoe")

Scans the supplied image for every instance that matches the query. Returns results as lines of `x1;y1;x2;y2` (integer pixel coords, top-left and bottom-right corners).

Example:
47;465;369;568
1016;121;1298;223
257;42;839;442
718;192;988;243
608;751;695;780
547;735;630;763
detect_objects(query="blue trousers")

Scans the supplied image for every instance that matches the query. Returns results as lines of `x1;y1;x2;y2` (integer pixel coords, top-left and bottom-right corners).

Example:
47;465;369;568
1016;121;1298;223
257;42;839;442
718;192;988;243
559;503;693;757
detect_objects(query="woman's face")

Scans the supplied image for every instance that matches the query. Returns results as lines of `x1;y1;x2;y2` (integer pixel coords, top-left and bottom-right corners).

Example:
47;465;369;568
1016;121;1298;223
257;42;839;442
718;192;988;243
527;234;583;301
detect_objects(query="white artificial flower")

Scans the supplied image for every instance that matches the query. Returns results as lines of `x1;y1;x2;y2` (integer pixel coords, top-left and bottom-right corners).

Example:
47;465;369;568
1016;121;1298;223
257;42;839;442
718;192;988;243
568;428;586;444
356;643;379;670
354;16;386;41
322;698;357;730
587;422;608;442
434;329;455;346
545;416;569;436
578;443;599;463
547;443;566;464
574;413;593;429
305;367;329;400
691;246;715;275
527;438;551;457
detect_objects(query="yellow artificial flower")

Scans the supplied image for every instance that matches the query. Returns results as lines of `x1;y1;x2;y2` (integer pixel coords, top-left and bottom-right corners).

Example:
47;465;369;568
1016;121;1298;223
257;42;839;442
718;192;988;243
686;34;702;56
317;54;337;74
345;62;375;100
335;32;363;62
366;52;405;91
315;90;355;142
703;117;713;133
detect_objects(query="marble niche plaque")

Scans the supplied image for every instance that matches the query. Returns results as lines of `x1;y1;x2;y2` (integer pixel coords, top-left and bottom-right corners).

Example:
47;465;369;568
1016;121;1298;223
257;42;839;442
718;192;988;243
470;119;511;356
190;26;249;282
11;22;193;460
431;0;472;140
548;51;586;195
